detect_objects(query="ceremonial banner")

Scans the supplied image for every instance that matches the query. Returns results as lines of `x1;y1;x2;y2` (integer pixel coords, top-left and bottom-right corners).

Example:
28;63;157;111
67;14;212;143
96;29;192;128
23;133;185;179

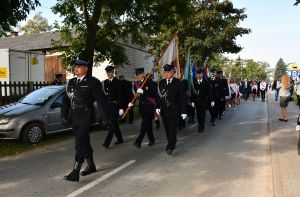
157;34;181;78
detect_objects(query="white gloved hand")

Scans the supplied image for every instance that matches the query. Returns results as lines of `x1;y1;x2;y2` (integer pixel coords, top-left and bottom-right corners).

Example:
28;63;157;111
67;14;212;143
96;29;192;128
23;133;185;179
191;102;195;108
137;88;144;94
225;96;230;100
156;109;161;115
211;101;215;107
128;103;133;107
119;109;124;116
181;114;187;120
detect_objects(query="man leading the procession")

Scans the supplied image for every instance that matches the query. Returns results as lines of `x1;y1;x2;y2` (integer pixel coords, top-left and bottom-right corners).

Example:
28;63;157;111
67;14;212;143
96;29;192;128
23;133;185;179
61;59;107;182
156;64;187;155
130;68;158;148
208;68;224;126
191;69;213;133
102;65;124;149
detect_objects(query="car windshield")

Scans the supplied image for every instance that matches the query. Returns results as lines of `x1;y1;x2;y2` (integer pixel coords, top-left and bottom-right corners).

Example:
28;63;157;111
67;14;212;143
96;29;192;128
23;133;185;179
19;87;62;106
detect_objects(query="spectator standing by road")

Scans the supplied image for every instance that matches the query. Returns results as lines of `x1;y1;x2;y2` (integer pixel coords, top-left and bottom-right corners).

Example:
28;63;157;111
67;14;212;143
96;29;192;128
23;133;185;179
278;74;291;122
52;73;64;85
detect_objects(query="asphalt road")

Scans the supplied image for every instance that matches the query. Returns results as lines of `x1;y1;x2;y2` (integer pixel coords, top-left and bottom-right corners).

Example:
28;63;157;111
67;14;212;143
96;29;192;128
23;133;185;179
0;98;273;197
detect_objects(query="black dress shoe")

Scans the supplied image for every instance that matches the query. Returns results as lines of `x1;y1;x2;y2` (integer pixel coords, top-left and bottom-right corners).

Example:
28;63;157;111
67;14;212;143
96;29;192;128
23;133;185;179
64;162;81;182
80;165;96;176
148;142;155;147
102;144;109;149
133;142;141;148
114;141;123;145
81;157;96;176
64;169;80;182
166;149;173;155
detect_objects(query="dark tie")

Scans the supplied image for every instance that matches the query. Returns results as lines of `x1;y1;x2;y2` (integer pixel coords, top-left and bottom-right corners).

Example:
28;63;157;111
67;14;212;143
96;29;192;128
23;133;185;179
167;79;170;85
77;79;81;85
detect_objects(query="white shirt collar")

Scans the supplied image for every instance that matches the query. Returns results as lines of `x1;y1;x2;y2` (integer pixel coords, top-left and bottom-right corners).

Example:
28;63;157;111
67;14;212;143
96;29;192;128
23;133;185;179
167;78;173;83
198;79;203;83
77;75;86;81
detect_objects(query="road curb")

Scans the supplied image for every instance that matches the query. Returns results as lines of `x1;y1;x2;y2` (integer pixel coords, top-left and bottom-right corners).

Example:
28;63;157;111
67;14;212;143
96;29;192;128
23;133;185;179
267;92;284;197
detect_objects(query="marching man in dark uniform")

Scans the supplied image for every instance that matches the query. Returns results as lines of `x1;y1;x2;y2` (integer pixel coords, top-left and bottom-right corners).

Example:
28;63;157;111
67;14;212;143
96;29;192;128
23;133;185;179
102;65;124;149
191;69;213;133
208;68;224;126
220;72;229;119
61;59;107;182
130;68;158;148
156;64;187;155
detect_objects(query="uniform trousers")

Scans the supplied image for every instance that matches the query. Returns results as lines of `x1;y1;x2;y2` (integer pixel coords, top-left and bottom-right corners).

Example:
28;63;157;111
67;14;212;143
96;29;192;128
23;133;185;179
195;103;206;129
103;103;123;146
162;116;178;150
261;90;266;101
135;104;155;144
73;125;93;164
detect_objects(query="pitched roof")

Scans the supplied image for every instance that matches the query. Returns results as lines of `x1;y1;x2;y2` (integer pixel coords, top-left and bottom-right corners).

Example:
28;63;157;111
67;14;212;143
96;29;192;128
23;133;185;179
0;31;61;51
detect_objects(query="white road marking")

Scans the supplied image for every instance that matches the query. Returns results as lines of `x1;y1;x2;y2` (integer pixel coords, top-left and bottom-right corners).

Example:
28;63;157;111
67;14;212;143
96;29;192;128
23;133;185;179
66;160;136;197
188;123;198;129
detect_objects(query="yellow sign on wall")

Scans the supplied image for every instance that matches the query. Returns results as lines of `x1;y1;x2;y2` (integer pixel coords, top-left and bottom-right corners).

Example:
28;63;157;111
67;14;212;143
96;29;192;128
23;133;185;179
0;67;8;78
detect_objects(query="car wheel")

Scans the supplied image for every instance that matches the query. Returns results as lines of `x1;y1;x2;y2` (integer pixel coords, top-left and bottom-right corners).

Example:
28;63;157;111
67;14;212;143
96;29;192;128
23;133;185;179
21;123;44;144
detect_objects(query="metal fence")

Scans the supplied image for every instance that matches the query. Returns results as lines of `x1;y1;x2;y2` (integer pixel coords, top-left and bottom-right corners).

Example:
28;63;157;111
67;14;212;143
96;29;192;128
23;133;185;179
0;81;51;105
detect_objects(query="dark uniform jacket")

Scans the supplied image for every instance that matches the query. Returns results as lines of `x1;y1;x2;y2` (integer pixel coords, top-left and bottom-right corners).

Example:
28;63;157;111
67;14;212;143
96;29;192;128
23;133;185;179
191;79;212;108
134;79;158;106
61;75;107;126
103;77;123;106
156;78;187;118
208;77;224;101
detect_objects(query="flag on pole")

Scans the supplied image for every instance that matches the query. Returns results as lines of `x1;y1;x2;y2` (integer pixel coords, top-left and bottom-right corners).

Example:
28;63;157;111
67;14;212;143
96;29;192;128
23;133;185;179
183;49;192;96
157;33;181;78
192;62;197;79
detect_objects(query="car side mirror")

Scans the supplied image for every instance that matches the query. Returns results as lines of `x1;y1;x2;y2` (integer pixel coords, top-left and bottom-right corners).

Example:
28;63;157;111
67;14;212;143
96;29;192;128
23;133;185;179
51;102;62;108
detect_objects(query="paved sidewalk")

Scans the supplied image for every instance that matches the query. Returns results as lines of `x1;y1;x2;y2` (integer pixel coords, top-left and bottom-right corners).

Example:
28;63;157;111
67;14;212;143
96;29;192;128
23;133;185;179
268;91;300;197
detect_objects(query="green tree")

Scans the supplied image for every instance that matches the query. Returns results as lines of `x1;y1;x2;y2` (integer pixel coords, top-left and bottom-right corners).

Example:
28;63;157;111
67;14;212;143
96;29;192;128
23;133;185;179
52;0;190;73
148;0;251;67
274;58;287;80
18;12;52;34
0;0;40;36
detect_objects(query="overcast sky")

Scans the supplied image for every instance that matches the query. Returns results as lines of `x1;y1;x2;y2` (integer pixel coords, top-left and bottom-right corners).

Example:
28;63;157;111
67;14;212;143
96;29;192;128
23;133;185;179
22;0;300;68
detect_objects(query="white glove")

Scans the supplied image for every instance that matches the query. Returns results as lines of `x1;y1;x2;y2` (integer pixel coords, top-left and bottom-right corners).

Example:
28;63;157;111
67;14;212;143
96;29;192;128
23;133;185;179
191;102;195;108
156;109;161;115
225;96;230;100
211;101;215;107
181;114;187;120
119;109;124;116
137;88;144;94
128;103;133;107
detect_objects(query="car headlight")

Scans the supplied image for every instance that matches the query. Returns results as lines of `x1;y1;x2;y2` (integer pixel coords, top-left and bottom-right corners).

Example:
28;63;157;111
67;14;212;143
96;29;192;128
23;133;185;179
0;117;10;124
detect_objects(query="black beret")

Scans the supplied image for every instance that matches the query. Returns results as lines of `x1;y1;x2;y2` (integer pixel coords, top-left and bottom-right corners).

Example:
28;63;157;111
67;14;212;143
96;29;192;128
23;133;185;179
75;59;89;67
135;67;144;75
105;65;115;72
163;64;174;71
196;69;204;74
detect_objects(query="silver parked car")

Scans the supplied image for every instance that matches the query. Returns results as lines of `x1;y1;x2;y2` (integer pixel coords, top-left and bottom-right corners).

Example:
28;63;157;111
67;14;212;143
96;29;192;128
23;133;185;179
0;86;101;144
